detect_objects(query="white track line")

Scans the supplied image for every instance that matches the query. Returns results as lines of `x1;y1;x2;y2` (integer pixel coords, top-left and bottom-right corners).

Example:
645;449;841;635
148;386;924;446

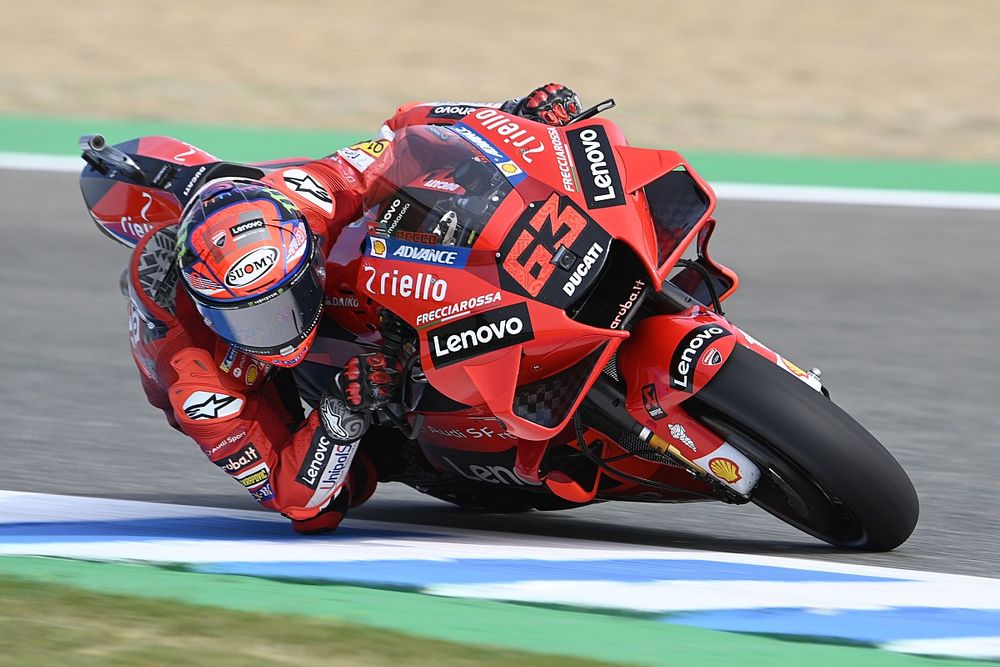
4;151;1000;211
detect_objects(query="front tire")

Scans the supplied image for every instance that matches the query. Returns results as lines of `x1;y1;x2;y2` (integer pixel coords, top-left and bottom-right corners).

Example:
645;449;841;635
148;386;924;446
688;345;919;551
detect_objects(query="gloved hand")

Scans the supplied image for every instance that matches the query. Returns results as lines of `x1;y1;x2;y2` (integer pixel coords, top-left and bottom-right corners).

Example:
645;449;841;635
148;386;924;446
336;352;403;411
513;83;583;126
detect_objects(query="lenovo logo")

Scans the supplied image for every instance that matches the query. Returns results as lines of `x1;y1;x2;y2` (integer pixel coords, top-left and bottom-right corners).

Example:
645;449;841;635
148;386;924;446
428;303;534;368
566;125;625;209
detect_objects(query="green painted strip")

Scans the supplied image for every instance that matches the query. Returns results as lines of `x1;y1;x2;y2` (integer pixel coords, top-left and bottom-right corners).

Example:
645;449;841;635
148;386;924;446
0;556;989;667
682;150;1000;194
2;114;1000;193
0;114;361;163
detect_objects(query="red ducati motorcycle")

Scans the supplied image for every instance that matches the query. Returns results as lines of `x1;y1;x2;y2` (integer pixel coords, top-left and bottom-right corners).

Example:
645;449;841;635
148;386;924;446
78;101;918;551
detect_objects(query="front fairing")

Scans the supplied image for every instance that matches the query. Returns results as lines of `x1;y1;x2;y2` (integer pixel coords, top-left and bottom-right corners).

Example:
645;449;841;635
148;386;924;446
351;114;724;443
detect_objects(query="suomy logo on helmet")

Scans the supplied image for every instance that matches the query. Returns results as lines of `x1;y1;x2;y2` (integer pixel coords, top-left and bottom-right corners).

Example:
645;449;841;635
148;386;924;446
225;246;280;288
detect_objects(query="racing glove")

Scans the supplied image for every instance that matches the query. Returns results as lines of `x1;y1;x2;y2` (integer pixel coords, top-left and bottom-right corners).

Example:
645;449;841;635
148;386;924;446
336;352;403;411
506;83;583;126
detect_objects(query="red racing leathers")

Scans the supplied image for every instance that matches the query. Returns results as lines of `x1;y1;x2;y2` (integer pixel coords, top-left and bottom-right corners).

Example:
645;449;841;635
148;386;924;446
125;100;512;532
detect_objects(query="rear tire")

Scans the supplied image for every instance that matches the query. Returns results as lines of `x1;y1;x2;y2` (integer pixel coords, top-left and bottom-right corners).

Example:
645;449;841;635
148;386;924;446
688;345;918;551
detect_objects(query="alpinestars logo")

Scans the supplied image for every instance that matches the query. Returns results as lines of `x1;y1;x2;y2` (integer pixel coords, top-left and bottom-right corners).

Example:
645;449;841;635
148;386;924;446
669;325;732;392
182;392;244;420
283;169;333;213
428;302;534;368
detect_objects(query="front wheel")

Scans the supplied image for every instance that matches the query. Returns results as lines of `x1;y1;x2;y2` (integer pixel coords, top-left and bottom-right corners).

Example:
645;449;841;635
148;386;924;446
687;345;919;551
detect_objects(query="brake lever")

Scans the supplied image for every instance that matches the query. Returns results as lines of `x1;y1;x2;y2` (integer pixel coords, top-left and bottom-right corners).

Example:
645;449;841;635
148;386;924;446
567;98;616;125
79;134;148;184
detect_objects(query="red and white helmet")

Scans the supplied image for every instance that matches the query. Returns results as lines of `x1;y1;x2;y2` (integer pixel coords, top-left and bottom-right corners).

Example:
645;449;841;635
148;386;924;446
176;178;324;367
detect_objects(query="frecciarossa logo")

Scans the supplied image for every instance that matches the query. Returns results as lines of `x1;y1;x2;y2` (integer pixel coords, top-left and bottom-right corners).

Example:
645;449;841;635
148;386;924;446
566;125;625;209
427;302;534;368
669;325;732;391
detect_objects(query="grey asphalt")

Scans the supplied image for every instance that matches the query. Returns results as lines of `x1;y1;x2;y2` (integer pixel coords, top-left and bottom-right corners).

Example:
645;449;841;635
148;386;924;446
2;168;998;577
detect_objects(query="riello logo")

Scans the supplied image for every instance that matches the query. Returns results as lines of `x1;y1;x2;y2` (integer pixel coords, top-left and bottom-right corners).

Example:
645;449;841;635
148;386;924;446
225;246;279;288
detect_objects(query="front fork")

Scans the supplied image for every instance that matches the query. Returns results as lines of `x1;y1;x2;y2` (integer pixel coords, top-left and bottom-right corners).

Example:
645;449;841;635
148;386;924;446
605;307;827;499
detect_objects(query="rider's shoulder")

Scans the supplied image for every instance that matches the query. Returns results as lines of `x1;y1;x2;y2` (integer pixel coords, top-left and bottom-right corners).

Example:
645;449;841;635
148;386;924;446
128;223;181;317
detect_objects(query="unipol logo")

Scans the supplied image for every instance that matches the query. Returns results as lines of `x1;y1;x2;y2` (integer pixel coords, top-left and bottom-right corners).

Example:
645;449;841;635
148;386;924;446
225;246;279;288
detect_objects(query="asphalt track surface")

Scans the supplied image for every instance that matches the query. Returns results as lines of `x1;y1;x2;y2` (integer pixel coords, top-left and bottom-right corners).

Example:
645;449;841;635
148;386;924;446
2;168;998;577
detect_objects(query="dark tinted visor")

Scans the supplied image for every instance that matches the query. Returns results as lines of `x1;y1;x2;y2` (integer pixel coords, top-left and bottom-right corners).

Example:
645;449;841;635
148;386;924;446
196;260;324;356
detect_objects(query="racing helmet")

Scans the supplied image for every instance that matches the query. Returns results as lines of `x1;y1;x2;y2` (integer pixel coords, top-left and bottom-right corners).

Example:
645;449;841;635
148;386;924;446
176;178;325;367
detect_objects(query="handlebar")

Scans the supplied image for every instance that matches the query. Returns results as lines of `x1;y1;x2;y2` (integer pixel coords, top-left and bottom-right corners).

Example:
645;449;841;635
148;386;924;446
567;98;616;125
79;134;147;184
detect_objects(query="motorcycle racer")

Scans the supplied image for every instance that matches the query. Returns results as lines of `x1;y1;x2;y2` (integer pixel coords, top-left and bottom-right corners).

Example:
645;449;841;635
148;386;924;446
127;84;583;534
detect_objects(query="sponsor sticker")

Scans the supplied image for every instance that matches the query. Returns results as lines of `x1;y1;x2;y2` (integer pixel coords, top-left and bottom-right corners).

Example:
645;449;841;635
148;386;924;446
703;348;724;366
610;280;646;329
251;482;275;503
325;295;360;308
427;302;534;368
283;169;333;213
415;291;501;327
235;462;270;488
669;325;732;392
668;423;697;451
441;455;539;486
305;440;360;509
708;457;742;483
427;105;478;120
641;383;666;420
351;139;389;158
215;444;262;475
365;236;470;268
548;126;578;193
471;108;546;164
448;123;526;184
219;346;238;373
396;230;440;245
224;246;279;289
229;216;265;237
362;266;448;302
296;431;333;490
566;125;625;209
182;391;244;420
370;237;388;258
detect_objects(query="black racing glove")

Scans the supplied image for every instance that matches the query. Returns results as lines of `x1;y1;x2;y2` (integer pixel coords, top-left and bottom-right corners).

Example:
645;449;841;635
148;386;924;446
336;352;403;412
507;83;583;126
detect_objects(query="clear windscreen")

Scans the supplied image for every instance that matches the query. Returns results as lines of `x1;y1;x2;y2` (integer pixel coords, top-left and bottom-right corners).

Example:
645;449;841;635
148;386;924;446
361;125;515;249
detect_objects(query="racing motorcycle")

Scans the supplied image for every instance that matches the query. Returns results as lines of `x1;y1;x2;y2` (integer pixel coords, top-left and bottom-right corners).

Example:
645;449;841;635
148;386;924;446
78;100;918;551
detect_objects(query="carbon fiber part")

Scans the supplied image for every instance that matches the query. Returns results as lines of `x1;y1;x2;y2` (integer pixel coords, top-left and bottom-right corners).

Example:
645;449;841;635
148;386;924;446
513;345;606;427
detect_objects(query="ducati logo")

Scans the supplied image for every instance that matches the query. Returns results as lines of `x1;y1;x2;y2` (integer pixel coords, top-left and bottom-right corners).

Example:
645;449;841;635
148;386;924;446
703;348;724;366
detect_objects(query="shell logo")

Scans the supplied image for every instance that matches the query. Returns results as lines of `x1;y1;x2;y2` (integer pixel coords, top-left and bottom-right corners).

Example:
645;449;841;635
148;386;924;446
371;238;388;258
246;365;258;385
780;356;809;379
709;457;742;483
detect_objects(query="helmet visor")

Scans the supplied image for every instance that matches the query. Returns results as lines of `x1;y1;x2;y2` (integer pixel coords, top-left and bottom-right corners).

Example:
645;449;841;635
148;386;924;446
196;259;325;356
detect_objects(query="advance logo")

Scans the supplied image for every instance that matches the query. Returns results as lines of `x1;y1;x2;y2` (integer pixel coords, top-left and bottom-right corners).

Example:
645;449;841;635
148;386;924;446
566;125;625;209
428;302;534;368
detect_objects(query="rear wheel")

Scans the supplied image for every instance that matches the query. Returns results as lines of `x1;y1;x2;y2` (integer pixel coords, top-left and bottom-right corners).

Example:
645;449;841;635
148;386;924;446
688;345;919;551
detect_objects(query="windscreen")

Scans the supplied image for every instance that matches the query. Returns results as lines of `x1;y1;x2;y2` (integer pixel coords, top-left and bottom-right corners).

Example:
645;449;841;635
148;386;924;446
361;125;514;249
